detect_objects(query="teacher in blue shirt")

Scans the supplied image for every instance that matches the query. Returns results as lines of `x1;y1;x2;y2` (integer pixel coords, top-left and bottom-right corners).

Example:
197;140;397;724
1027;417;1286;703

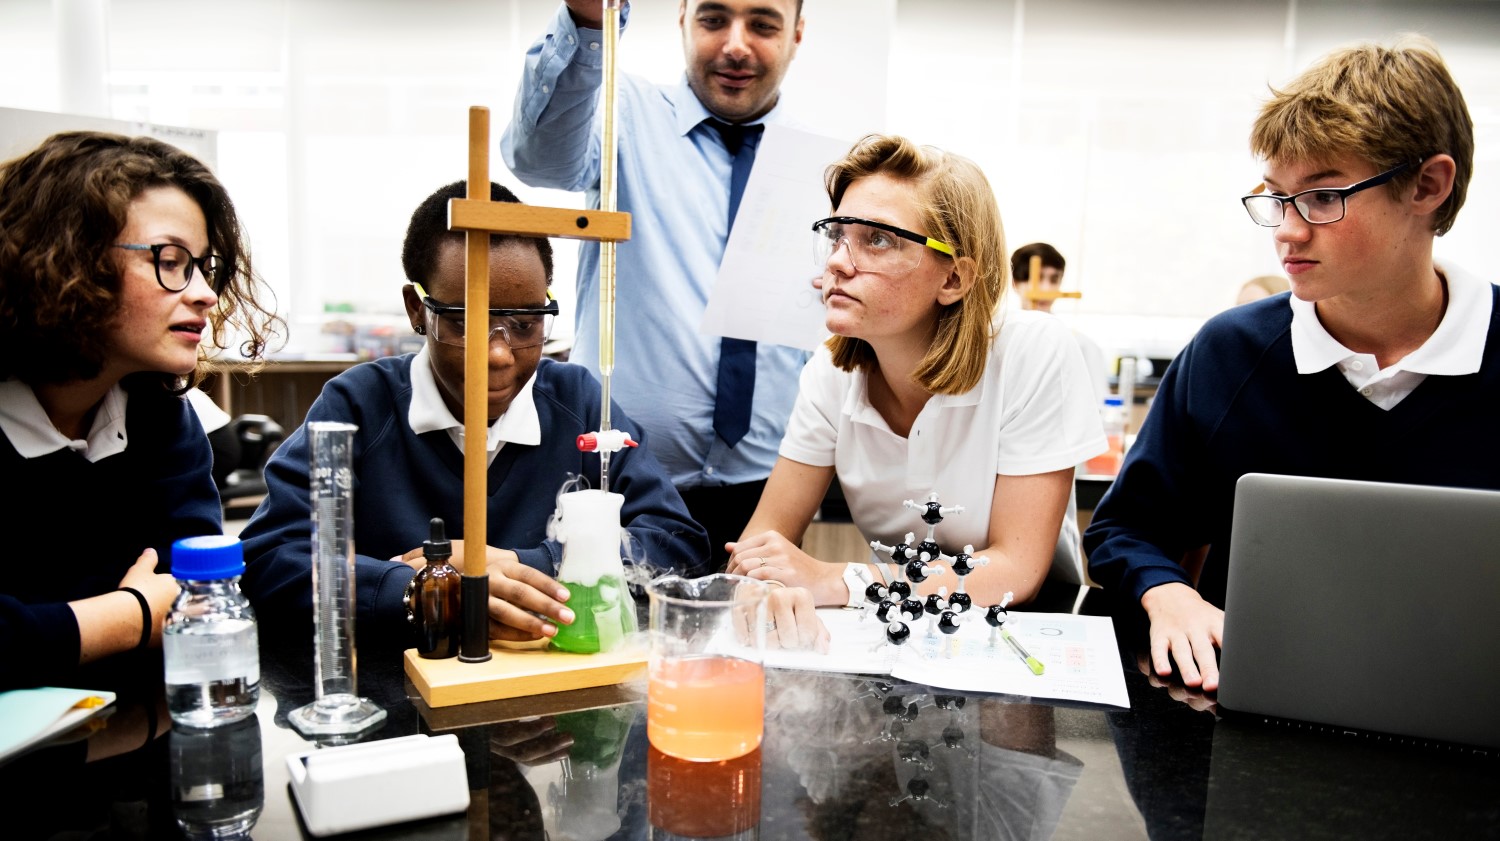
502;0;808;569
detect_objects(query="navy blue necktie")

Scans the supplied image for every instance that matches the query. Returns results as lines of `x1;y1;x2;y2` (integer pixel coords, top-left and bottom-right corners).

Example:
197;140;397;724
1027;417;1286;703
708;120;764;448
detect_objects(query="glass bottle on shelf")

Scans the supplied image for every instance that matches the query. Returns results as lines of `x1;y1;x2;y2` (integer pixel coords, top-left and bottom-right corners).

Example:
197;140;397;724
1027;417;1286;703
1084;397;1126;476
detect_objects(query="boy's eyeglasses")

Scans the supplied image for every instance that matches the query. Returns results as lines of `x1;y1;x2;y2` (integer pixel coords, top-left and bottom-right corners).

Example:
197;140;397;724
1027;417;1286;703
1240;162;1411;227
414;283;558;350
114;243;229;295
811;216;955;276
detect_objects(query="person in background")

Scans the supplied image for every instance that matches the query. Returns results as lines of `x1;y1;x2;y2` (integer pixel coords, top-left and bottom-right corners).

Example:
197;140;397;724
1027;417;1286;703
501;0;810;569
239;181;713;646
1008;242;1068;315
0;131;278;690
726;135;1106;611
1010;242;1108;405
1085;35;1497;691
1234;273;1290;306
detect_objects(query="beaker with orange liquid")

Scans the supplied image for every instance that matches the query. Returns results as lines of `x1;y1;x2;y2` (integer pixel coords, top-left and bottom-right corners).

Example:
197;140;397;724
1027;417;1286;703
646;574;771;762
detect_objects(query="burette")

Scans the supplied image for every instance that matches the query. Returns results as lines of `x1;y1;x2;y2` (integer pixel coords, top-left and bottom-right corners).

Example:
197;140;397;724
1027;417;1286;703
574;1;637;486
596;0;622;493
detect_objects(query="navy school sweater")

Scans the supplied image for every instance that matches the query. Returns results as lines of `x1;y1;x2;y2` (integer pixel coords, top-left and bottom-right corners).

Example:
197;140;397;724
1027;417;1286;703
0;378;220;690
238;355;710;645
1085;286;1500;608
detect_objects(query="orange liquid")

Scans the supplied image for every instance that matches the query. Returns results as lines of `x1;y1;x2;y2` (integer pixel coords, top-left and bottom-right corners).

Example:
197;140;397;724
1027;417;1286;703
647;655;764;761
1085;433;1124;476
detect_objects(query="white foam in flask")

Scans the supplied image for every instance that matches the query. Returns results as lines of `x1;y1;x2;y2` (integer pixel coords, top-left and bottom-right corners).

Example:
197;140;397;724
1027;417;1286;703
549;490;636;653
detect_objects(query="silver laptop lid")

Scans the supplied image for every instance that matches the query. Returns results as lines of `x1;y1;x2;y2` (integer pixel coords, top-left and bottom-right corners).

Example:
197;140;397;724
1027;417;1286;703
1218;473;1500;749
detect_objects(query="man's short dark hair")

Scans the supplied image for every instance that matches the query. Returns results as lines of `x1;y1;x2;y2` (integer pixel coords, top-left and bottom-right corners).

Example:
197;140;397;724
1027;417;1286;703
401;180;554;287
1010;242;1065;282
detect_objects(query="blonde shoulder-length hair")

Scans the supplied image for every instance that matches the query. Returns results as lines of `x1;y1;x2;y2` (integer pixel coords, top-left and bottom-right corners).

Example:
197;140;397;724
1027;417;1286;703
822;134;1006;395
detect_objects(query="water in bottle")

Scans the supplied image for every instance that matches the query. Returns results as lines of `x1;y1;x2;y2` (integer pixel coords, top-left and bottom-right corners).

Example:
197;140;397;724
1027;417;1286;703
164;535;260;728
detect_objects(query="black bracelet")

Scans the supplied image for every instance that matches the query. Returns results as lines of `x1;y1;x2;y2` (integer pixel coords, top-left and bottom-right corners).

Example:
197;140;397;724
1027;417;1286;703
118;587;153;650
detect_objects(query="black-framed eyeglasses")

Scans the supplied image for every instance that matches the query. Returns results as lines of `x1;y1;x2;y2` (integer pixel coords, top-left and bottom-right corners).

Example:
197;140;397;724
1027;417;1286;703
1241;162;1411;227
811;216;955;276
114;243;229;295
413;283;558;350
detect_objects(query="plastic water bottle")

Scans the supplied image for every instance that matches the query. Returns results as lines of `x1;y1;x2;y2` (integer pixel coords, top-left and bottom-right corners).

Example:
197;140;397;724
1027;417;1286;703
164;535;260;727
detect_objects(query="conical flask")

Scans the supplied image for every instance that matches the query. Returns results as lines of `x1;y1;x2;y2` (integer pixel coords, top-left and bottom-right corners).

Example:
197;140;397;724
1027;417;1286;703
550;489;636;653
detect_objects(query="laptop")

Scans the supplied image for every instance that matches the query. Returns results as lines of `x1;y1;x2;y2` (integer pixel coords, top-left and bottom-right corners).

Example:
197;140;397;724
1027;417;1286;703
1217;473;1500;750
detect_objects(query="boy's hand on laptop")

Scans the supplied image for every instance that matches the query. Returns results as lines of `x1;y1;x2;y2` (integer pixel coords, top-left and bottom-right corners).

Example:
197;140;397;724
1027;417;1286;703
1140;582;1224;692
400;540;575;641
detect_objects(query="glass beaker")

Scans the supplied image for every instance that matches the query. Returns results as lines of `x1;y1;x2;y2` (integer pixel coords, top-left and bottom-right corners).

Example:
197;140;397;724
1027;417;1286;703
646;574;771;762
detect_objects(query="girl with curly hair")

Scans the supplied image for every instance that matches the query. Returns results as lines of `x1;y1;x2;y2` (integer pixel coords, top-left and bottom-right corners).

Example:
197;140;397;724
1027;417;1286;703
0;131;278;689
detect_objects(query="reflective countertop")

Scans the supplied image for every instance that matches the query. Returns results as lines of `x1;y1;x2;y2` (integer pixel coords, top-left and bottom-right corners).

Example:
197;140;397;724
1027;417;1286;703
6;611;1497;841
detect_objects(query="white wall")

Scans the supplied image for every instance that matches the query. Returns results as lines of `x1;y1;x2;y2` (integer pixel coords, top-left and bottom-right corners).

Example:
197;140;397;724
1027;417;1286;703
887;0;1500;358
0;0;890;354
1;0;1496;361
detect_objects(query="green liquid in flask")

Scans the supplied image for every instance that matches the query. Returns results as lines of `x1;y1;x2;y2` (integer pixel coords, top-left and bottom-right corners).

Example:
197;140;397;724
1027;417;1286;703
551;575;631;654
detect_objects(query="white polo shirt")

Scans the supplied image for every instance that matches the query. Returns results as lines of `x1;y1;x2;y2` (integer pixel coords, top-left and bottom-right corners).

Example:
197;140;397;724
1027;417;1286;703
780;310;1106;557
1291;261;1493;410
0;379;130;463
406;346;540;466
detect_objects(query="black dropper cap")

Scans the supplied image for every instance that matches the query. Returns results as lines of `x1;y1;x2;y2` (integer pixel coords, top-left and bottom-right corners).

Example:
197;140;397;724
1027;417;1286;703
424;517;452;562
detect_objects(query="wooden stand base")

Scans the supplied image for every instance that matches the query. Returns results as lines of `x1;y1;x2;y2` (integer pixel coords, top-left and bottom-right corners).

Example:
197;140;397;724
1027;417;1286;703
403;642;648;708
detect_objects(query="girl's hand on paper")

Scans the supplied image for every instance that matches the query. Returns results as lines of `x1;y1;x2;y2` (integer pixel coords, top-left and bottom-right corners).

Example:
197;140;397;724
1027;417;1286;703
764;586;830;653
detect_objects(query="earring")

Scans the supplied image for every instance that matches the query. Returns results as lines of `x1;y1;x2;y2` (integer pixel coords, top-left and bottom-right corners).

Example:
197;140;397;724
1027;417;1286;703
413;324;426;335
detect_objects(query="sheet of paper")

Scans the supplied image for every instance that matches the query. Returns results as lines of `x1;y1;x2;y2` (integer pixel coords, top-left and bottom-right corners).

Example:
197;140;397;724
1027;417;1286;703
700;124;853;351
889;612;1130;708
0;687;117;763
764;608;1130;709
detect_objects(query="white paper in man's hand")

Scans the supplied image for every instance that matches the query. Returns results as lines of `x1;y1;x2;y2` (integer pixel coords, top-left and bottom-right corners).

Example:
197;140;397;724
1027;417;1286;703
701;124;853;352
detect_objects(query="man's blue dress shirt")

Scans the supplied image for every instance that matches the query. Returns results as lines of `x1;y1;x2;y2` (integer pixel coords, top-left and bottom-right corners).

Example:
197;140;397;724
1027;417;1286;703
501;3;809;488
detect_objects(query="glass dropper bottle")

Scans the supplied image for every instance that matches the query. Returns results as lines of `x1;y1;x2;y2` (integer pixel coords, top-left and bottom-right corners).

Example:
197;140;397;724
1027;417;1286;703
408;517;462;659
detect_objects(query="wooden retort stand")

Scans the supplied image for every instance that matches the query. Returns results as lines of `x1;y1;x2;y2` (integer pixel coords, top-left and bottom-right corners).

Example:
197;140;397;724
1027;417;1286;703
401;105;643;708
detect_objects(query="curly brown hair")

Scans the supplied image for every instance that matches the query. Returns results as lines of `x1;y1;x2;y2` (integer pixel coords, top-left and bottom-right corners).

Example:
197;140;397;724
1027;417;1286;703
0;131;281;390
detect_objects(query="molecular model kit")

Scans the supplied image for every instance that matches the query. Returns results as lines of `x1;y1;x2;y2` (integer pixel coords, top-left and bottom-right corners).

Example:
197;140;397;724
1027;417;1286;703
862;493;1033;667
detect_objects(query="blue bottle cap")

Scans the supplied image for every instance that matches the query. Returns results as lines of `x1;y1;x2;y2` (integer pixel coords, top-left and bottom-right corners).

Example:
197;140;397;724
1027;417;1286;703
171;535;245;580
1104;397;1125;406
